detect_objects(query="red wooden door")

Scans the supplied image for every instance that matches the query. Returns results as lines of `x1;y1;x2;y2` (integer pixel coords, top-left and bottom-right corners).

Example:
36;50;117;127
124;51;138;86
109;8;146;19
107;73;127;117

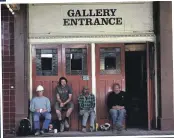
146;42;155;130
32;44;91;131
95;43;125;125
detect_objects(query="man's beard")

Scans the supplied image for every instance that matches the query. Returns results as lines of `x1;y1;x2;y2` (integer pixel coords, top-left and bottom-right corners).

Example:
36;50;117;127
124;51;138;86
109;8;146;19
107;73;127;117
84;92;89;95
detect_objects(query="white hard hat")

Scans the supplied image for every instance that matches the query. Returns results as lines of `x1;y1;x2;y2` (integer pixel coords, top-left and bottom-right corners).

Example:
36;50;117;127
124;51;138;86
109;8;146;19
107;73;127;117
36;85;44;92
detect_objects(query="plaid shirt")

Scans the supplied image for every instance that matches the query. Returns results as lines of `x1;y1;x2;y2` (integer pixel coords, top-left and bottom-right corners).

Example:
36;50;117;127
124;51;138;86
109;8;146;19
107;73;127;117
78;93;95;110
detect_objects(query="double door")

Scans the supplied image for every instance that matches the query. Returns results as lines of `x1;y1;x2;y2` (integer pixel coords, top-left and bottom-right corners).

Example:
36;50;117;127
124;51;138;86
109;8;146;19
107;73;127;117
32;44;91;130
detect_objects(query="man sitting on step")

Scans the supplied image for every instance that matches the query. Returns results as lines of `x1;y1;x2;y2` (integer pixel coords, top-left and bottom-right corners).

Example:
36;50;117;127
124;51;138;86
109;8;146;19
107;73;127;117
55;77;74;132
107;83;126;133
78;86;96;133
30;85;51;136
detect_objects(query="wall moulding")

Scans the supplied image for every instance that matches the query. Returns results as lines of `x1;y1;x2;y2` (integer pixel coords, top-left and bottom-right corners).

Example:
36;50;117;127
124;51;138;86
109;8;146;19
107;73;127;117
29;33;155;39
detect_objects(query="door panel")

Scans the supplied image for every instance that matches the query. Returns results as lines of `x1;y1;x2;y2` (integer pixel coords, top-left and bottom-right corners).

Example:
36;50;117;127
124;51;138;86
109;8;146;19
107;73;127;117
146;42;155;130
32;44;91;131
32;44;61;101
95;43;125;124
62;44;92;130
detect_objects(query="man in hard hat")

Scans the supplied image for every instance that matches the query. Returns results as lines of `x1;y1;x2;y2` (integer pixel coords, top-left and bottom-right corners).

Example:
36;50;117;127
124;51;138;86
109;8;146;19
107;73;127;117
55;77;74;132
78;86;96;133
30;85;51;136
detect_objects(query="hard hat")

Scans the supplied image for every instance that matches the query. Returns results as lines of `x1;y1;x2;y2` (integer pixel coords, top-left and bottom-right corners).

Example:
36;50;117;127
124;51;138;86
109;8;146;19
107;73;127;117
36;85;44;92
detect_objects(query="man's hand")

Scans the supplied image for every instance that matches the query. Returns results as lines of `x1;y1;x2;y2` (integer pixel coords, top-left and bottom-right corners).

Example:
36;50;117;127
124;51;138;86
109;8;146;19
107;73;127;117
42;109;47;113
60;102;65;107
112;106;125;110
36;109;40;112
119;106;125;110
112;106;117;109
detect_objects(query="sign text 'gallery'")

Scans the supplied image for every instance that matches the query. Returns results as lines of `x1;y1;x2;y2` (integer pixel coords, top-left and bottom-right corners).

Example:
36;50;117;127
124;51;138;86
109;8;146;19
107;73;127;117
63;9;123;26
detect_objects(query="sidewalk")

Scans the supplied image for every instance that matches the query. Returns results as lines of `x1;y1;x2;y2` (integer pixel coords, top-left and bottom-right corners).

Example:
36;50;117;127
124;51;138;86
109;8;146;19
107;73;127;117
4;128;174;138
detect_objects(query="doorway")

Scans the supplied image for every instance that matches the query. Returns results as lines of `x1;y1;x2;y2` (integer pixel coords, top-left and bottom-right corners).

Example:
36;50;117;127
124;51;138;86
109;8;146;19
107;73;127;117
95;43;125;125
125;45;148;129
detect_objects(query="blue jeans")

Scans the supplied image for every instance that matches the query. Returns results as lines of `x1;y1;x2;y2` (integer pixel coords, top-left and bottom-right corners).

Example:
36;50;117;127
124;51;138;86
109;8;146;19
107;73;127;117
80;110;96;128
109;109;126;127
33;112;51;130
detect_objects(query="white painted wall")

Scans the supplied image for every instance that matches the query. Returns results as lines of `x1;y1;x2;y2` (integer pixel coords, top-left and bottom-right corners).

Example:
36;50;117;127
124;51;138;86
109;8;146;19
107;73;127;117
28;2;153;38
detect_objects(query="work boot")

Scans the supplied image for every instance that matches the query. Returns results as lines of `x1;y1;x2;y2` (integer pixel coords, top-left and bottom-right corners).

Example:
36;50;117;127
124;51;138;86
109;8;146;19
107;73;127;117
59;120;64;132
112;125;117;133
35;130;40;136
40;129;45;135
116;124;123;134
64;118;70;129
89;126;94;132
82;127;87;133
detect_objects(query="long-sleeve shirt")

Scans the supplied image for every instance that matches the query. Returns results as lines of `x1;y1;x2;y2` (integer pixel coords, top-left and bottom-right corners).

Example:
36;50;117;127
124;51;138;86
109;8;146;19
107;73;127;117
30;96;51;112
107;91;126;110
78;93;95;110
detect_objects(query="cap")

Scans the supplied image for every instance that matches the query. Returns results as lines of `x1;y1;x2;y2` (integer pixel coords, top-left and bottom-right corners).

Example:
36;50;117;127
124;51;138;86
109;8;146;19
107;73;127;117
83;86;89;90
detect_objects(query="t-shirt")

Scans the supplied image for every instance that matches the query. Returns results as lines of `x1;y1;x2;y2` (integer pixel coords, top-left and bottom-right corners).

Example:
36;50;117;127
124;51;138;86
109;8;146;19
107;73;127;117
55;85;72;102
107;91;126;110
30;96;51;112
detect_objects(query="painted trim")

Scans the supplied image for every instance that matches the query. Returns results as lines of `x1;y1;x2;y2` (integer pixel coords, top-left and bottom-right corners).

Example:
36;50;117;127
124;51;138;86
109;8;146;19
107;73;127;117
29;33;155;39
29;44;33;128
154;41;158;128
29;44;32;100
172;1;174;123
0;5;3;137
91;43;97;113
29;34;155;44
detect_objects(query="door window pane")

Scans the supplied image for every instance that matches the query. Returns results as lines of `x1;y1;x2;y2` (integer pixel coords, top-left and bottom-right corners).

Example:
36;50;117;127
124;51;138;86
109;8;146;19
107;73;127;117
100;48;121;74
41;57;52;70
36;49;58;76
71;54;82;70
66;48;87;75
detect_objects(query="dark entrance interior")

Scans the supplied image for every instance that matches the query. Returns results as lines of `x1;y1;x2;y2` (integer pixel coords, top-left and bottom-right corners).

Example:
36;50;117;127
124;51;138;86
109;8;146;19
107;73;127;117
125;49;148;129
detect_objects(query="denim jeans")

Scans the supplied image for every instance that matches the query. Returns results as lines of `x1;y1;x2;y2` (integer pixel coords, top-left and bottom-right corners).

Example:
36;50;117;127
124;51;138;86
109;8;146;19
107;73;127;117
109;108;126;127
33;112;51;130
80;110;96;128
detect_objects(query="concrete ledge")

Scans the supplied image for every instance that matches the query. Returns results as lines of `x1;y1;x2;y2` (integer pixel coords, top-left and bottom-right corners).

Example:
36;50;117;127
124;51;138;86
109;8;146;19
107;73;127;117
4;129;174;138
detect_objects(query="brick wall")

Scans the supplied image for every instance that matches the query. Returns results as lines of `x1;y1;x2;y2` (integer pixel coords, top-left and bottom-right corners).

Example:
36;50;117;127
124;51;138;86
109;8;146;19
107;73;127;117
1;6;15;133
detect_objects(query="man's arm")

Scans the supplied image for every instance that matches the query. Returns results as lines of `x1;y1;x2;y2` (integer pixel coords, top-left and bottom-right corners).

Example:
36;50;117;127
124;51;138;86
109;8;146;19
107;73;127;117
64;94;72;105
55;87;62;103
107;93;113;110
91;95;95;108
46;98;51;112
56;94;62;103
30;99;35;112
78;95;84;109
122;91;126;109
116;92;125;110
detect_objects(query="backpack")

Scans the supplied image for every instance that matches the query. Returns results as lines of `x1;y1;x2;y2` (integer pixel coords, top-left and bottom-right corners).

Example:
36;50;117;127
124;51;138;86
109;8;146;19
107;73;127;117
17;118;32;136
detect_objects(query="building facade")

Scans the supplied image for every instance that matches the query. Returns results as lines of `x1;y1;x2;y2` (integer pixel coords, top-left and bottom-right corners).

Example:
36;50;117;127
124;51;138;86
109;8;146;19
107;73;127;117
1;1;173;134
